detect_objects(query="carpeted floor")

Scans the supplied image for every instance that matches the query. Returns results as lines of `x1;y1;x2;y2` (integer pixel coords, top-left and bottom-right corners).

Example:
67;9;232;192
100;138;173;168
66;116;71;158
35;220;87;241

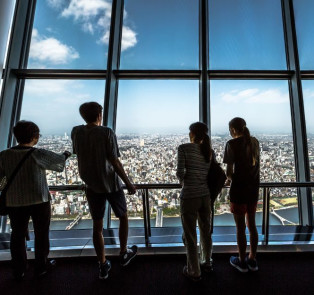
0;253;313;295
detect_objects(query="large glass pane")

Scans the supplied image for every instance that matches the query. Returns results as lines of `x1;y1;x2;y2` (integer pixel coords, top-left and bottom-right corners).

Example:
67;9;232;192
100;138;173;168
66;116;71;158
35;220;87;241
209;0;286;70
120;0;198;69
303;80;314;181
28;0;112;69
20;79;105;186
294;0;314;70
211;80;296;214
114;80;198;227
0;0;16;94
20;79;105;229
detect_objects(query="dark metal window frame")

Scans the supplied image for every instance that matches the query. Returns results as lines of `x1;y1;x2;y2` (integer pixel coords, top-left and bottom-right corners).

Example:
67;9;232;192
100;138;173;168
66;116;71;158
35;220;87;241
0;0;313;230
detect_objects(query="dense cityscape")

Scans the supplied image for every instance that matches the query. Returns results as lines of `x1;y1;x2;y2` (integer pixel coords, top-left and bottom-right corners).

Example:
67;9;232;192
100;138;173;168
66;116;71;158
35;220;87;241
34;132;307;227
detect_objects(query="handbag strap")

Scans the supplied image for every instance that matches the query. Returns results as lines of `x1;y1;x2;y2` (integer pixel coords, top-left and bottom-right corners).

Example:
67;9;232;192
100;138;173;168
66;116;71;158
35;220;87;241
2;147;35;192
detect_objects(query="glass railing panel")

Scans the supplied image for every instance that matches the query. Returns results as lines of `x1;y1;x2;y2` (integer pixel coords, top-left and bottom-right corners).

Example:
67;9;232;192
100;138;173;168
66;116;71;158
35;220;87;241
4;190;92;234
269;187;299;226
110;190;144;228
148;188;181;228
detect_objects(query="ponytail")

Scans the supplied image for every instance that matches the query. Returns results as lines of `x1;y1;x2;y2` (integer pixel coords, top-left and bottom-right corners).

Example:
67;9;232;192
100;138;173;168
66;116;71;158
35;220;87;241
229;117;258;166
189;122;212;163
243;126;253;165
201;134;212;163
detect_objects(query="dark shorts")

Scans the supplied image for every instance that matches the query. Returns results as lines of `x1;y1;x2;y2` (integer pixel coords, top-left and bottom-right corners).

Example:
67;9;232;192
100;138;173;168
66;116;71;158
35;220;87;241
86;188;127;220
230;202;257;216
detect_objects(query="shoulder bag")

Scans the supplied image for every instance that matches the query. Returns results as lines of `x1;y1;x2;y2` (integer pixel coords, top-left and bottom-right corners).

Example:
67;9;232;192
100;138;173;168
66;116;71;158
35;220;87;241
0;148;35;216
208;150;227;203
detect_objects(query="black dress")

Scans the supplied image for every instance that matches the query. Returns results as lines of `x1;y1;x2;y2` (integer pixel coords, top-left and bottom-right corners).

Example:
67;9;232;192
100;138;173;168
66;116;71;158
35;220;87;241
223;136;260;204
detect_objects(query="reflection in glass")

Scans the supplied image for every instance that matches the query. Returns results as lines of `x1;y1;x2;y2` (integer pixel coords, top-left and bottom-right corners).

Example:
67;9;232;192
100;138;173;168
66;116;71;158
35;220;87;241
28;0;111;69
293;0;314;70
209;0;286;70
211;80;295;183
120;0;198;69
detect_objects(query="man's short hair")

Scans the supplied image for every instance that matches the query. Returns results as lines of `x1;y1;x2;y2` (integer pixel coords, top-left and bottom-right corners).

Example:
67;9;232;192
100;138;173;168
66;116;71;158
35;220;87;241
79;102;103;123
13;120;40;144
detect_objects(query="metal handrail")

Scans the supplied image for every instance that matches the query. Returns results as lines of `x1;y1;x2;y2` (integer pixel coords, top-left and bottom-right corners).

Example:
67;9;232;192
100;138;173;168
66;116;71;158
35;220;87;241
2;182;312;244
48;182;314;191
47;182;314;246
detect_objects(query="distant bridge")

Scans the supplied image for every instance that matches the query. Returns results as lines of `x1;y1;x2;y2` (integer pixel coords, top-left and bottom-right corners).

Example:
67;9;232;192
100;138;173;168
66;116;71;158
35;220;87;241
156;207;163;227
65;212;83;230
270;209;297;225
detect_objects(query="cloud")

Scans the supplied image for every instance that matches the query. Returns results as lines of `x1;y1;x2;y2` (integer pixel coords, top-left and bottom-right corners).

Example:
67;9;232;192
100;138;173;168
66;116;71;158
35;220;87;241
59;0;137;51
121;26;137;51
29;29;79;65
82;22;94;34
61;0;111;20
46;0;64;9
98;26;137;52
220;88;288;104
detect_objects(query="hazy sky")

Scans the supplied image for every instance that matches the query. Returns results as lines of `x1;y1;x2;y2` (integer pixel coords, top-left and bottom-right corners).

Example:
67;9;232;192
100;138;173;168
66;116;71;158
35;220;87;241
19;0;314;135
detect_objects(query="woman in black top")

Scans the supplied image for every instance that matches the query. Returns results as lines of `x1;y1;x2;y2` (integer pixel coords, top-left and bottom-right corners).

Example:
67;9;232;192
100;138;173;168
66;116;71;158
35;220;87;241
223;117;260;273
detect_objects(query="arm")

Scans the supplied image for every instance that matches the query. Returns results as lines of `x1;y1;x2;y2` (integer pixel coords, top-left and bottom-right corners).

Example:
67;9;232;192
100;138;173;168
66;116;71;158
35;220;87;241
176;145;185;186
225;164;233;186
109;157;136;194
34;149;67;172
0;154;6;189
223;142;234;186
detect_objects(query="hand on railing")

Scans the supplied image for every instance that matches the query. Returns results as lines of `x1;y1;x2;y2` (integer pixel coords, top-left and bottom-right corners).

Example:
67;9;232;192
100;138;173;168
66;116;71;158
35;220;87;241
126;183;136;195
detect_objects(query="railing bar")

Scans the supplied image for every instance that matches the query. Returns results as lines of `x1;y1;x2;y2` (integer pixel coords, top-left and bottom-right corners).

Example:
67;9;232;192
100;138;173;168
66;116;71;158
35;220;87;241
48;182;314;191
141;189;149;247
145;188;151;237
265;188;271;245
262;187;266;236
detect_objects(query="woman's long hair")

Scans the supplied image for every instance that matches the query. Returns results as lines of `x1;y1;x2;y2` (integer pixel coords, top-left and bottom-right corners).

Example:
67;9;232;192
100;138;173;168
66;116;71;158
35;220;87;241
189;122;212;163
229;117;258;166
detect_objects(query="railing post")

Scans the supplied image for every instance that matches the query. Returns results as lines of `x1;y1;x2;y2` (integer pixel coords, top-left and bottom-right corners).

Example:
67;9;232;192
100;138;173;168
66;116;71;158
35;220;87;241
141;189;149;247
262;187;267;237
265;188;271;245
145;188;151;237
0;216;7;233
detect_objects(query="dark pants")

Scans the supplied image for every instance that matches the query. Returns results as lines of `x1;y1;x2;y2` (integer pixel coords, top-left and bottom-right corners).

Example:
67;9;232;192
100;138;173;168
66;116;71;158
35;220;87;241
8;202;51;273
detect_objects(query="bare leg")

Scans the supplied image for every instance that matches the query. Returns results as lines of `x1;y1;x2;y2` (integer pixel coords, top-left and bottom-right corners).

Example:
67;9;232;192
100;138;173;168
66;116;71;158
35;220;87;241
93;219;106;264
119;213;128;253
246;213;258;260
233;214;247;262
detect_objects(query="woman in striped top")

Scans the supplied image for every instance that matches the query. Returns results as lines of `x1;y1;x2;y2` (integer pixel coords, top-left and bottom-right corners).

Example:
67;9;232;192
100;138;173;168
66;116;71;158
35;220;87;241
177;122;213;282
0;121;70;279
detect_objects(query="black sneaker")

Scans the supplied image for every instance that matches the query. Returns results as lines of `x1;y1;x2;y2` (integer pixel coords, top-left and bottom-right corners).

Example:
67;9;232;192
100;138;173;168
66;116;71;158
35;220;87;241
13;270;25;281
35;259;57;277
230;256;248;273
245;256;258;271
120;245;138;266
200;262;214;273
99;260;111;280
183;266;201;282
